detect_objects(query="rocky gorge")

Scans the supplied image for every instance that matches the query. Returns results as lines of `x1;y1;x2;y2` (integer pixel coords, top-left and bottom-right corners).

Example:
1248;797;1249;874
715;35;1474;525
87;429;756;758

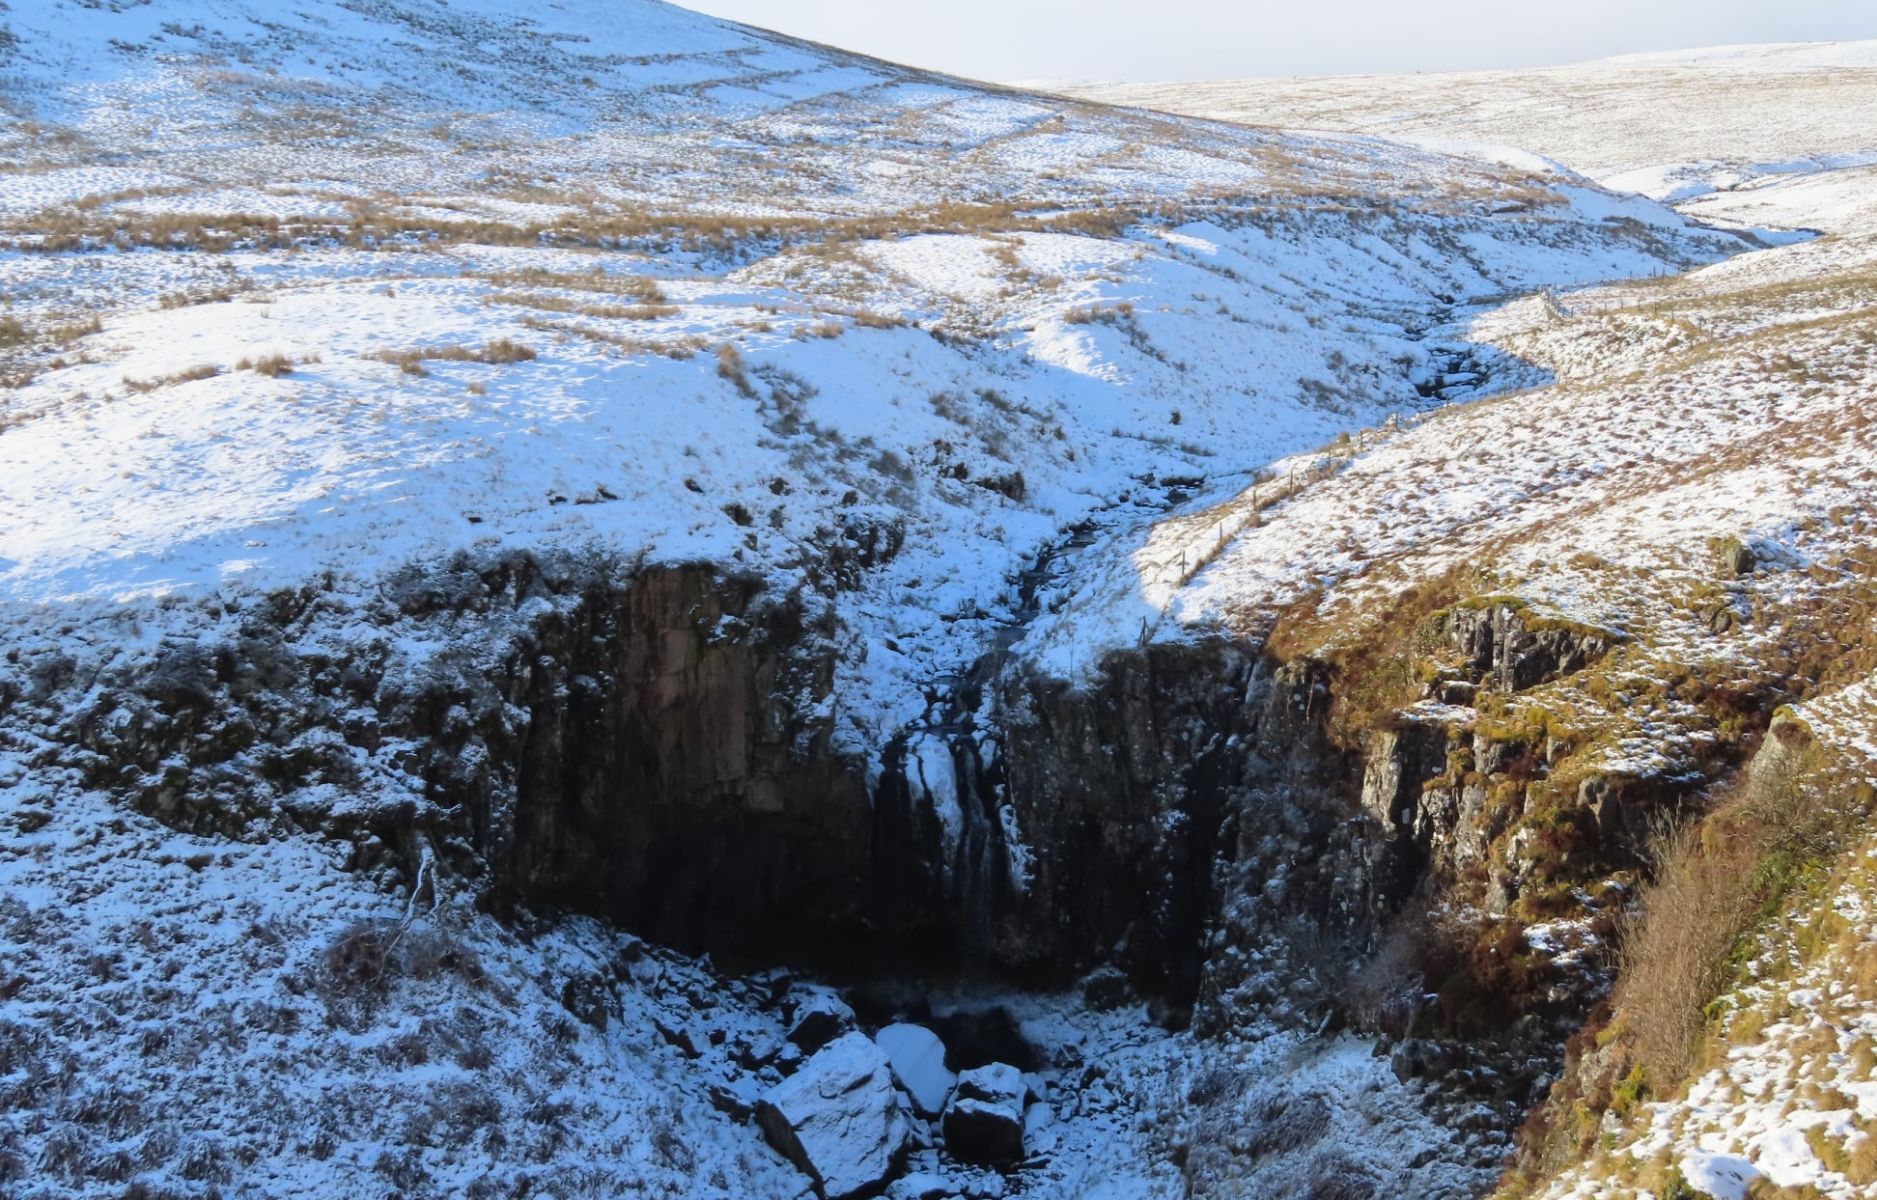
7;517;1785;1197
5;5;1874;1198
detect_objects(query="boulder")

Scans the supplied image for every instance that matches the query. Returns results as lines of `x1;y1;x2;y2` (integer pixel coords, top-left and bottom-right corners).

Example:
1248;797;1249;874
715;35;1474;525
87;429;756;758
942;1063;1026;1165
1079;965;1132;1012
758;1032;909;1199
889;1172;953;1200
1718;537;1757;577
875;1023;956;1117
787;985;856;1053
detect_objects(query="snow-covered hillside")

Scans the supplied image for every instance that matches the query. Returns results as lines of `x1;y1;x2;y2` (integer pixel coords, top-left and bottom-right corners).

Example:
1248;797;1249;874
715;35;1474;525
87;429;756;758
0;0;1739;756
1062;41;1877;202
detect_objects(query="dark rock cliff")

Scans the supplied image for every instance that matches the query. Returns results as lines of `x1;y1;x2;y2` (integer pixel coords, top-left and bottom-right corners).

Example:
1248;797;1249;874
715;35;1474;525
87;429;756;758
58;553;1649;987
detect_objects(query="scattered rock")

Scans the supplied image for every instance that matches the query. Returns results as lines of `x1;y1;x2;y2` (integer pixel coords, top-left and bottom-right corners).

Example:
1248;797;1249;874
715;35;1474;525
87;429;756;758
876;1023;956;1117
734;1029;786;1070
1021;1098;1054;1150
1390;1039;1455;1084
653;1014;700;1058
559;973;609;1030
752;967;793;1006
609;936;645;977
942;1063;1026;1165
788;985;856;1053
758;1032;909;1199
709;1078;758;1120
964;1174;1007;1199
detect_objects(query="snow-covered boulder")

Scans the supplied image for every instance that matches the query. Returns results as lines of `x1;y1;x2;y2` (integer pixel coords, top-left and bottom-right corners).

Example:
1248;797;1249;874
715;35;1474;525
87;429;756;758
942;1063;1027;1164
758;1032;910;1199
787;984;857;1053
888;1171;954;1200
875;1023;957;1117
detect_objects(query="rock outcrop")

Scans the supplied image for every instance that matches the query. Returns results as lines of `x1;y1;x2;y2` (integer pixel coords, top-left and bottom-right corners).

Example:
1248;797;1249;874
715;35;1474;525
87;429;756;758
1440;601;1615;693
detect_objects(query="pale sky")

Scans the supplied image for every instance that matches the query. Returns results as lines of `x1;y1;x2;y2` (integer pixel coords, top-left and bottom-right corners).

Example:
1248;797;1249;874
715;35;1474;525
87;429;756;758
682;0;1876;82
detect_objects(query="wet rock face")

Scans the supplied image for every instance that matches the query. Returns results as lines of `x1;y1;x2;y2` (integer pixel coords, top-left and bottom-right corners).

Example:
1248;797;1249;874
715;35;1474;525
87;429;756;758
1185;657;1399;1035
83;546;1409;1015
408;560;882;964
72;553;886;967
989;641;1263;1000
1359;603;1671;900
88;551;1368;1001
71;557;1714;1126
1360;722;1452;837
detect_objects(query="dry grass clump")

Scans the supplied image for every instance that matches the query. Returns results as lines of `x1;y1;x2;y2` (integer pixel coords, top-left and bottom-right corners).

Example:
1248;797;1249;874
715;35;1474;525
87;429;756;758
715;342;756;398
0;313;25;347
122;363;221;393
367;339;536;376
158;286;240;309
7;193;1160;264
49;314;103;344
1746;1181;1832;1199
1614;812;1754;1090
515;315;708;360
245;353;297;378
1804;1122;1877;1187
1064;301;1135;326
486;291;679;321
13;209;293;254
298;919;493;1034
1615;733;1848;1096
478;337;535;364
480;268;668;303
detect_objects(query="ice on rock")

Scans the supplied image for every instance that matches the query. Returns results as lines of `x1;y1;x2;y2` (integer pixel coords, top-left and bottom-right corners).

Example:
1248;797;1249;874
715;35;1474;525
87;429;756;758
758;1031;910;1199
942;1063;1028;1165
876;1022;958;1117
